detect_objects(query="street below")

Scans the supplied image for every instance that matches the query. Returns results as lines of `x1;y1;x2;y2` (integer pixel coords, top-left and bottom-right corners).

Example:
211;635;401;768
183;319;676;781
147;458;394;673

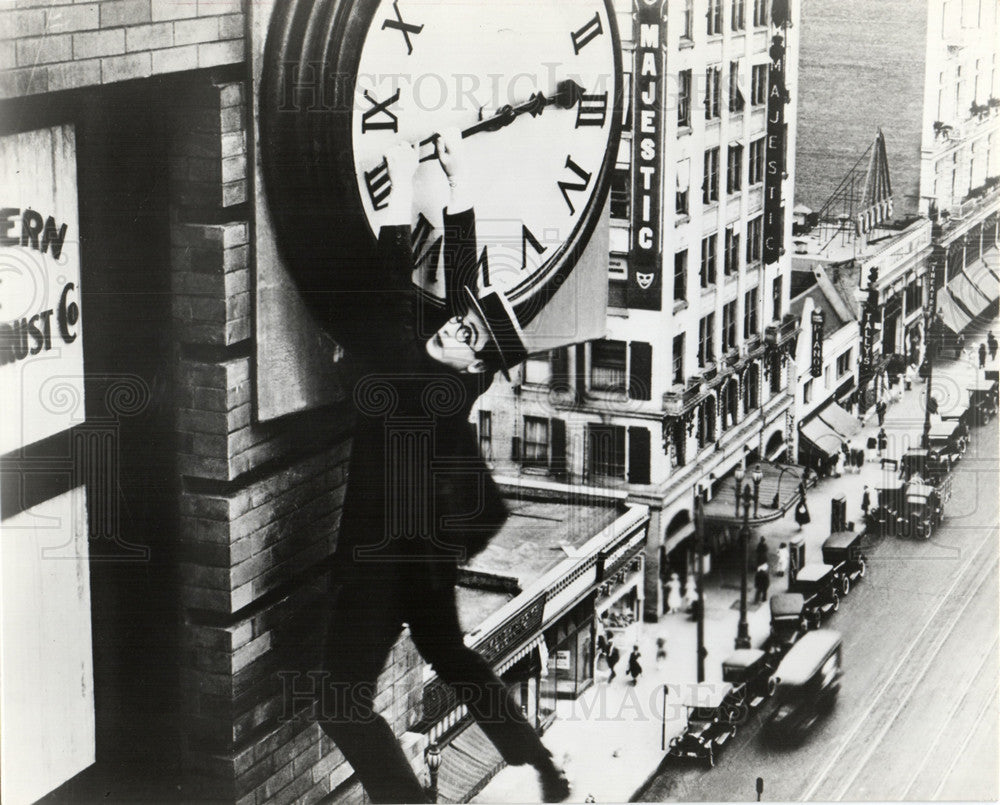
640;370;999;802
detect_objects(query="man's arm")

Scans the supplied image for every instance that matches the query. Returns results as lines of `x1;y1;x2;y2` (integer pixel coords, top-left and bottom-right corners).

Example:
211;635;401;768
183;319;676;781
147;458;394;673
438;128;480;317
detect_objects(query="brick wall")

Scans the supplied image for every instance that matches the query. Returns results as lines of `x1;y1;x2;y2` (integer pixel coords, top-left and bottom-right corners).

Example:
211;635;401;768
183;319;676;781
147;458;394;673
168;79;428;804
796;0;927;217
0;0;244;99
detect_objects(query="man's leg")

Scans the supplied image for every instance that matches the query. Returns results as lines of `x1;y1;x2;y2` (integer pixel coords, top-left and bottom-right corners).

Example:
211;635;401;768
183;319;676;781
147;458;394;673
319;575;428;804
405;568;568;799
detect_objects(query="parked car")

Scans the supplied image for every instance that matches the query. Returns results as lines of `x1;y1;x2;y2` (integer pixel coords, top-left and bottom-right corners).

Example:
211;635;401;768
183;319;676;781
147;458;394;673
928;420;967;462
721;648;777;717
821;531;867;596
788;563;840;629
764;630;843;742
666;683;739;768
969;379;998;425
768;593;808;655
900;448;950;485
868;478;907;536
900;480;945;540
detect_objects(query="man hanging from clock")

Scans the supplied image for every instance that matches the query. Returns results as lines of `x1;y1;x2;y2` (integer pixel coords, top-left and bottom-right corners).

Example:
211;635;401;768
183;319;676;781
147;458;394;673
317;129;571;804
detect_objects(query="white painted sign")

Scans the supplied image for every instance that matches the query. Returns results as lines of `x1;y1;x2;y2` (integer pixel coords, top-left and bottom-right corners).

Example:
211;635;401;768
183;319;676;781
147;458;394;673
0;125;85;454
1;486;95;805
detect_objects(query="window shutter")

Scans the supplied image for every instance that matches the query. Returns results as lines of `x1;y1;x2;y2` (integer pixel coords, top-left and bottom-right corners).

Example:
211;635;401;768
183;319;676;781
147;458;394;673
628;427;651;484
628;341;652;400
551;347;570;393
512;436;521;461
549;418;567;477
574;343;587;399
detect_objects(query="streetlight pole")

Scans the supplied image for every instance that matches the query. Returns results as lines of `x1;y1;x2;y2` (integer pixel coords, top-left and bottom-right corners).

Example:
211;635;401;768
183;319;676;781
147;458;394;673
734;464;746;516
425;742;442;803
752;464;763;517
694;492;707;683
735;484;753;649
921;271;939;450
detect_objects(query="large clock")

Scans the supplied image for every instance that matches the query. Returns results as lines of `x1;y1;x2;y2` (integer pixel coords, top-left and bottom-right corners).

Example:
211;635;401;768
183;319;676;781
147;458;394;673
260;0;622;333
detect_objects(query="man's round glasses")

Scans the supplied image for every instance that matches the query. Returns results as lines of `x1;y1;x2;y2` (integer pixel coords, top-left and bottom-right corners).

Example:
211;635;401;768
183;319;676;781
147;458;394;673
456;322;474;345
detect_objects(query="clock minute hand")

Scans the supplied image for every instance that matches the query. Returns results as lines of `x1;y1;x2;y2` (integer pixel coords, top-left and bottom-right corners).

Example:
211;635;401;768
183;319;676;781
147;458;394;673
416;80;585;162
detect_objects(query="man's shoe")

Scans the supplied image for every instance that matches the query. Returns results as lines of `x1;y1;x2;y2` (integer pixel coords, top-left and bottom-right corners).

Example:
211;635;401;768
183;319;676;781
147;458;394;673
539;767;570;803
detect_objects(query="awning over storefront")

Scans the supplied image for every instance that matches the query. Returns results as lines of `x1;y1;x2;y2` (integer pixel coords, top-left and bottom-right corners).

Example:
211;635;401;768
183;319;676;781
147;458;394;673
818;401;862;440
437;723;504;804
703;462;814;526
799;417;842;459
948;272;991;318
982;249;1000;283
965;261;1000;304
936;290;974;334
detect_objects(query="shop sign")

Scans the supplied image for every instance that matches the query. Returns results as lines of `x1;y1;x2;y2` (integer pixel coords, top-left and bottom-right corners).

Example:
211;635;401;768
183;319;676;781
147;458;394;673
554;650;571;671
0;125;84;455
627;0;665;310
810;309;824;377
598;526;646;580
763;33;787;265
858;267;879;383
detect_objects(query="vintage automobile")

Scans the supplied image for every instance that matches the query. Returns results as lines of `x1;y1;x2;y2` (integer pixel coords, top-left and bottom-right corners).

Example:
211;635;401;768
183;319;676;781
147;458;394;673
721;648;777;717
868;478;907;536
788;563;840;629
821;531;867;595
666;683;739;767
764;629;843;742
768;593;808;654
969;379;999;426
900;448;950;485
928;420;967;462
899;480;946;540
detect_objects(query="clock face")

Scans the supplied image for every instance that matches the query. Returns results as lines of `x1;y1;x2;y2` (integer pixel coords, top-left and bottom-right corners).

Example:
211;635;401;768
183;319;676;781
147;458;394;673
348;0;621;312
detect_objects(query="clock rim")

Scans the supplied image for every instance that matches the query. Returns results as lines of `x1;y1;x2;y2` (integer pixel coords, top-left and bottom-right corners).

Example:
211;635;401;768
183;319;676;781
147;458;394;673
260;0;623;326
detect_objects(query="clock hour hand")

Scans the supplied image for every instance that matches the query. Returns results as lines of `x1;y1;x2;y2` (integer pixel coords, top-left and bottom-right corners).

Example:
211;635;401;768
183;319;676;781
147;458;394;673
416;80;586;162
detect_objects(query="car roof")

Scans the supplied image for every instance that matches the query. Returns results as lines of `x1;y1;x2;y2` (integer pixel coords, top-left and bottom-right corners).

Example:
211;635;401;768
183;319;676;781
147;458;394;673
907;482;935;497
681;682;734;708
774;630;842;686
722;648;766;668
770;592;805;615
823;531;859;550
795;563;834;582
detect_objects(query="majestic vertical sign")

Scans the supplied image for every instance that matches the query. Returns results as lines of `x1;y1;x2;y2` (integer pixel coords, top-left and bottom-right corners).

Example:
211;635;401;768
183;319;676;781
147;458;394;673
628;0;665;310
858;267;879;383
810;309;824;377
0;125;85;454
763;32;787;265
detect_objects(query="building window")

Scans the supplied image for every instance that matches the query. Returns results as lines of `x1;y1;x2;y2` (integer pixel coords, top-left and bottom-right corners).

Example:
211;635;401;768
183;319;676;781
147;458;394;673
727;143;743;193
682;0;694;40
523;351;552;385
700;233;717;287
590;339;627;391
703;147;720;204
743;286;759;336
523;416;550;467
753;0;768;27
747;215;763;263
673;333;685;384
697;397;717;447
610;167;630;219
587;424;626;479
722;300;737;352
803;379;813;404
824;365;831;388
678;70;692;128
698;313;715;367
749;137;765;184
728;61;745;113
743;363;760;411
674;250;688;302
751;64;767;106
836;349;852;377
705;66;722;120
478;410;492;460
772;276;783;321
724;226;740;275
707;0;723;35
732;0;746;30
676;158;690;215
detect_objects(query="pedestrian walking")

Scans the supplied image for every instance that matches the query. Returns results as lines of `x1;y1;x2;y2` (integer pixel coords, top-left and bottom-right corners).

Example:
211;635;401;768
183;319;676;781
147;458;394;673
755;536;769;568
626;645;642;684
861;484;872;516
979;342;987;369
606;633;620;682
666;572;684;614
877;427;888;457
794;499;811;528
956;332;966;359
655;636;667;666
988;332;998;360
876;399;887;426
833;448;846;477
754;563;770;603
775;542;789;577
905;363;916;391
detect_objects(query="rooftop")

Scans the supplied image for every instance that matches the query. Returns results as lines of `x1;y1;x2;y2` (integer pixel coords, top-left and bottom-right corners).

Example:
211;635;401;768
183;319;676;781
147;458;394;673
790;215;928;266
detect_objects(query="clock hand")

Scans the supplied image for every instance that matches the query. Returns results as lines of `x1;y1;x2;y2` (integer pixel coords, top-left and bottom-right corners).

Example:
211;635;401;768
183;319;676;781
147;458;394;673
416;79;586;162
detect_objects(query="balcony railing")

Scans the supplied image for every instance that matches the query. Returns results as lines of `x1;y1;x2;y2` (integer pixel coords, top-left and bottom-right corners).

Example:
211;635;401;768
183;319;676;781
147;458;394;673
662;382;706;417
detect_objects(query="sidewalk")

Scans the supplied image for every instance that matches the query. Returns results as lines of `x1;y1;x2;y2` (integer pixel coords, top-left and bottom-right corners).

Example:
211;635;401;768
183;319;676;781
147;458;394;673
474;314;1000;804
